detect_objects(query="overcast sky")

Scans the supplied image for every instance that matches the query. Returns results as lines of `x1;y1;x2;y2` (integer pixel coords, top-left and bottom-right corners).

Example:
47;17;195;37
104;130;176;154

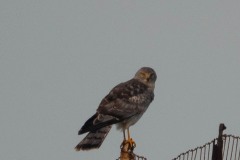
0;1;240;160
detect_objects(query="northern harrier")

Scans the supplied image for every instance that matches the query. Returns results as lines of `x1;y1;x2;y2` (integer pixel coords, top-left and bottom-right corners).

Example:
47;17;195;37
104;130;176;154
75;67;157;151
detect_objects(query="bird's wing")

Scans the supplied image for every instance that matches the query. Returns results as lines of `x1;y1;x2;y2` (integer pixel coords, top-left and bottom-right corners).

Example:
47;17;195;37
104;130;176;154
98;79;150;117
78;79;153;134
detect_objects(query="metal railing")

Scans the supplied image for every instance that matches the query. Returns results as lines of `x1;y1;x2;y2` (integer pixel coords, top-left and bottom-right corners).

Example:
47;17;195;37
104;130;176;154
172;124;240;160
115;123;240;160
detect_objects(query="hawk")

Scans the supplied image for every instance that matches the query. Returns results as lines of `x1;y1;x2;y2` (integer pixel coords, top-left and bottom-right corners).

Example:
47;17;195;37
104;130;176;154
75;67;157;151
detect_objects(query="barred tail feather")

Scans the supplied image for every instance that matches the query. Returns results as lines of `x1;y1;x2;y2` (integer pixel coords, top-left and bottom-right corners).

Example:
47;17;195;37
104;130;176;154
75;125;112;151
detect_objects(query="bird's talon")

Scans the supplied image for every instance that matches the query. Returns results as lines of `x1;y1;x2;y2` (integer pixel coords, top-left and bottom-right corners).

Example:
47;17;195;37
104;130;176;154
129;138;136;149
120;140;127;149
120;138;136;150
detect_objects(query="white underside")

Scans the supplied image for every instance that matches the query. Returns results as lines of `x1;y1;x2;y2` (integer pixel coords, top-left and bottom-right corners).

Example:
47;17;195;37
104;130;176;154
116;113;144;131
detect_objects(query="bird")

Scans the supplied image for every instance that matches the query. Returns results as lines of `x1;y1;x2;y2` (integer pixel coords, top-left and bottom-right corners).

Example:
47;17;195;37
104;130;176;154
75;67;157;151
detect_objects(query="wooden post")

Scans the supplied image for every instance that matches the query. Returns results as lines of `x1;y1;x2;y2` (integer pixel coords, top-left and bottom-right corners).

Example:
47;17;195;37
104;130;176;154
212;123;226;160
119;141;135;160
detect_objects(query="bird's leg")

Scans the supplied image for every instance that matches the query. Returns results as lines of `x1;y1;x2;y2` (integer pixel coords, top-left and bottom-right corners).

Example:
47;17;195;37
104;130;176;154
120;128;136;151
120;129;127;149
127;128;131;140
126;128;136;149
123;129;126;140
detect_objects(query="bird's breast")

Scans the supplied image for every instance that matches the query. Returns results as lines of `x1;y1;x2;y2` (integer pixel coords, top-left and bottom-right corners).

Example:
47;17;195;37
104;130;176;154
116;113;144;130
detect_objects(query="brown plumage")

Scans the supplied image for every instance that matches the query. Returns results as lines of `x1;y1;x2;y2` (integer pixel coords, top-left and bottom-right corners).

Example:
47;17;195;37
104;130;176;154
75;67;157;151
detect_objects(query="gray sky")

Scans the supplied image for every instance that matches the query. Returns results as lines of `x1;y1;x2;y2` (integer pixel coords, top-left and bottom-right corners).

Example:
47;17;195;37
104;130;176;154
0;1;240;159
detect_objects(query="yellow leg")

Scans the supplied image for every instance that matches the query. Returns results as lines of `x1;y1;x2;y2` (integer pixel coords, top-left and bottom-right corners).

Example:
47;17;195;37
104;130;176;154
120;128;136;150
123;129;126;140
127;128;130;140
127;128;136;149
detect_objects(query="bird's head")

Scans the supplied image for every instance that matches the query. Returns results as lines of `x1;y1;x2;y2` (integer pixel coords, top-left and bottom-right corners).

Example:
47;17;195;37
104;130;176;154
134;67;157;88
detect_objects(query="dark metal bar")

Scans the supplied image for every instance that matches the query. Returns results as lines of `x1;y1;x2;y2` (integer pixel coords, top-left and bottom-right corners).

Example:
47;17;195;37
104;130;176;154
230;137;235;160
234;138;238;160
212;123;226;160
226;136;231;160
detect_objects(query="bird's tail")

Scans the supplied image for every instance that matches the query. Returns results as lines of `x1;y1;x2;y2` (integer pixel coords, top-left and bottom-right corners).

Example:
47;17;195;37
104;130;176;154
75;125;112;151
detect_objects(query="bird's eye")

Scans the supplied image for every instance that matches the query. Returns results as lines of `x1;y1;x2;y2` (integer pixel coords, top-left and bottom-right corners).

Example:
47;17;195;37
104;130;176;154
140;72;145;78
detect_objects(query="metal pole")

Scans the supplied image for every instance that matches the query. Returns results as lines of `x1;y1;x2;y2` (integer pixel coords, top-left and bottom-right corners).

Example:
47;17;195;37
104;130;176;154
212;123;226;160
